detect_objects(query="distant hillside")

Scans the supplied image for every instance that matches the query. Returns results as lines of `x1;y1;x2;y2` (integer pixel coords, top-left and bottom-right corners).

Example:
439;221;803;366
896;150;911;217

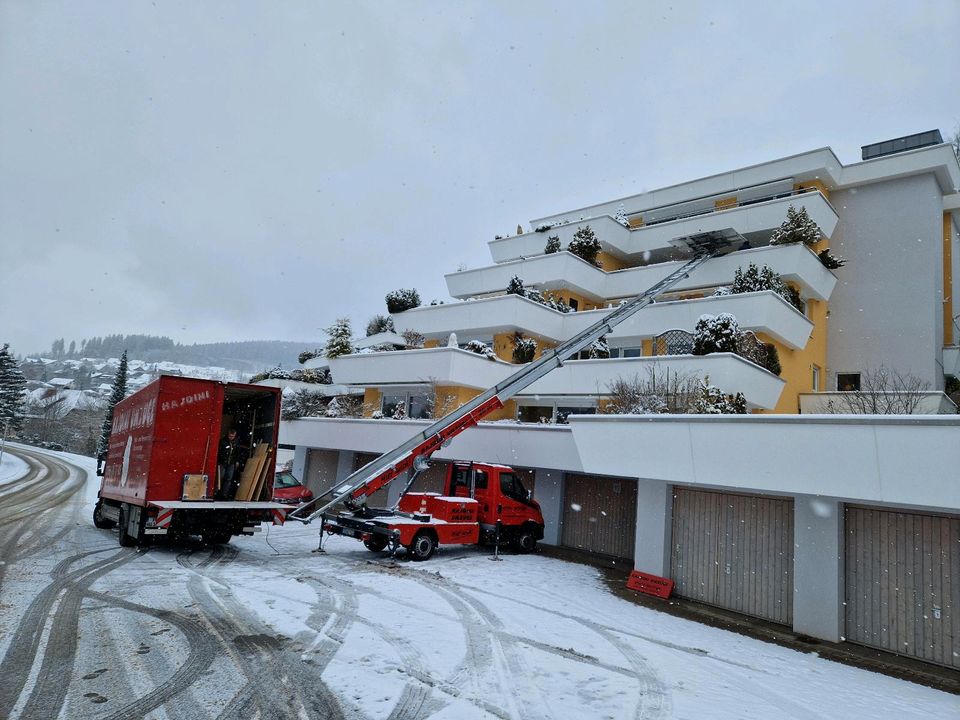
37;336;321;374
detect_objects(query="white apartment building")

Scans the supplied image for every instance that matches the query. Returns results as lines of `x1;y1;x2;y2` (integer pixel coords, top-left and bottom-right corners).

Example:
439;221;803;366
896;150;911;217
284;131;960;669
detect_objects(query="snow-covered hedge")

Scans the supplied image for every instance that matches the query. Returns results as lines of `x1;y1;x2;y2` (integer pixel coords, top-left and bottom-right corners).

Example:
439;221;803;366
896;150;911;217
506;275;571;313
464;340;496;360
385;288;421;314
693;313;740;355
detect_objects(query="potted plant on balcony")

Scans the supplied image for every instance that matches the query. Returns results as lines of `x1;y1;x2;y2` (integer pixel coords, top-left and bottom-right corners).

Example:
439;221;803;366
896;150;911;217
385;288;421;313
567;225;602;267
512;333;537;363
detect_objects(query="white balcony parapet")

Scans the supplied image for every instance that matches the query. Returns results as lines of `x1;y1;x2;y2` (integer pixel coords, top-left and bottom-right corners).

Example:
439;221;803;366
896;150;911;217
799;391;957;415
448;243;837;303
943;346;960;377
330;347;785;410
490;191;838;263
281;417;583;472
566;414;960;513
396;290;813;350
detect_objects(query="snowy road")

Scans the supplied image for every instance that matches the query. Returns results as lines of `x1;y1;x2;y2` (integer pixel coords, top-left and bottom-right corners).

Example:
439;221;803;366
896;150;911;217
0;446;956;719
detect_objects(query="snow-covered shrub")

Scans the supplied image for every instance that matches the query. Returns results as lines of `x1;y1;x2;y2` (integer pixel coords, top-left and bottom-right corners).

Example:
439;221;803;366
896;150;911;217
366;314;395;336
401;329;425;349
507;275;525;296
464;340;496;360
324;318;355;359
693;313;741;355
731;263;803;311
390;401;407;420
817;248;847;269
512;333;537;364
295;367;332;384
544;235;561;254
769;204;822;246
602;366;700;415
762;342;782;376
614;203;629;227
385;288;421;313
713;286;732;296
280;389;328;420
567;225;602;267
588;338;610;359
507;278;572;313
535;224;554;233
248;365;290;383
324;395;362;418
370;409;383;419
298;349;322;364
690;377;747;414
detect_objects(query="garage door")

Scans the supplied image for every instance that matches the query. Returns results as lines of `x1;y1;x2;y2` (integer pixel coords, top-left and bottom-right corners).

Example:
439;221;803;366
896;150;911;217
671;489;794;625
561;474;636;559
845;506;959;668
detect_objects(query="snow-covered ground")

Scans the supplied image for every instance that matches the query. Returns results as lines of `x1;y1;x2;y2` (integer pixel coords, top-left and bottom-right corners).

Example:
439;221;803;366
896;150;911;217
0;449;28;487
0;446;956;719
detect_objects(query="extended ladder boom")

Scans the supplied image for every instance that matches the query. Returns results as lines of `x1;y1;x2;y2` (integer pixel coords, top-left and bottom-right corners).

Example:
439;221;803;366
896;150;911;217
289;242;728;524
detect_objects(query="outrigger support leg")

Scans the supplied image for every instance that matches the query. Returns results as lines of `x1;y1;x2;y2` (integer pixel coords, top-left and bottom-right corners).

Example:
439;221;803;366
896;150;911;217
313;513;327;553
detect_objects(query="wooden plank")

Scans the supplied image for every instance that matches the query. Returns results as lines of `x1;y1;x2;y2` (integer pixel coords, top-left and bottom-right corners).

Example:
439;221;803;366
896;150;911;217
250;445;274;501
236;443;268;502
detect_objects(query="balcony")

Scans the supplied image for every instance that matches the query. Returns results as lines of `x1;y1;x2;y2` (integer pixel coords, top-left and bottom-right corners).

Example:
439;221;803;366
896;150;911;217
395;289;813;350
448;243;837;303
328;347;513;390
489;190;838;263
330;347;785;410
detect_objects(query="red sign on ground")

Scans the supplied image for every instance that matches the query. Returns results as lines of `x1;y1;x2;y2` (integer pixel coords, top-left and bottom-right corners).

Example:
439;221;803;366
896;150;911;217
626;571;674;599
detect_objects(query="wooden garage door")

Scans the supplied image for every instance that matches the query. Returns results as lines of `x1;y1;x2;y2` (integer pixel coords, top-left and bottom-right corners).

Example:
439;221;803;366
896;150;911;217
671;489;794;625
561;474;636;559
845;506;959;668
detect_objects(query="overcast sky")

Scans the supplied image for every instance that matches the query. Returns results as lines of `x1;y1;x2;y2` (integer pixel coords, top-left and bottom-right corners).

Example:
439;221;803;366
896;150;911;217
1;1;958;356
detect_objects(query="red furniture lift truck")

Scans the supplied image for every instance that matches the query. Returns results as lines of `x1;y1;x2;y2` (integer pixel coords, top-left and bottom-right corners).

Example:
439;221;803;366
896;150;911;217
289;233;735;560
93;376;291;546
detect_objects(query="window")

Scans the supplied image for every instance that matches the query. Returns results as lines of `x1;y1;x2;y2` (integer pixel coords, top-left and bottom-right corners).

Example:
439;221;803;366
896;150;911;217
622;347;642;358
453;467;487;491
568;298;579;311
837;372;861;391
381;392;432;419
499;472;528;502
556;406;596;424
381;394;406;417
812;365;821;391
519;405;553;423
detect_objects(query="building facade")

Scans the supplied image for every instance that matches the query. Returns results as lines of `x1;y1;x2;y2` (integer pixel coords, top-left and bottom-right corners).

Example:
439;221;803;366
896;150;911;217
284;133;960;669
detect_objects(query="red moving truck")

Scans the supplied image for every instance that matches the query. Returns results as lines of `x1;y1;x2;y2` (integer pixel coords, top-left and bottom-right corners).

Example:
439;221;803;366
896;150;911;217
93;376;289;546
323;461;544;560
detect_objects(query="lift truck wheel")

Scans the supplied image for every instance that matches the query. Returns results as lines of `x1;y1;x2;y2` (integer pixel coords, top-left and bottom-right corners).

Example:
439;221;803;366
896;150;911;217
514;526;538;554
93;499;116;530
118;504;137;547
407;532;437;561
364;535;388;552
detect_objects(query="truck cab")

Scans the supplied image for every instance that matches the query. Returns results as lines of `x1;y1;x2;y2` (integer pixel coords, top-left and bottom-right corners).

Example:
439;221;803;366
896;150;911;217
446;462;544;552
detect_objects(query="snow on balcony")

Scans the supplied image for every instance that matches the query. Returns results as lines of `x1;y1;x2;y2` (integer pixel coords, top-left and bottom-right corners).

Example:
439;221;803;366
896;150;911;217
488;191;837;263
329;348;784;409
395;289;812;350
448;243;837;304
520;353;785;410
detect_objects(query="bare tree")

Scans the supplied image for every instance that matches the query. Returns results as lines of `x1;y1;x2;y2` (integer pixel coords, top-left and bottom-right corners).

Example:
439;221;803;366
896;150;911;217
602;365;700;414
824;366;929;414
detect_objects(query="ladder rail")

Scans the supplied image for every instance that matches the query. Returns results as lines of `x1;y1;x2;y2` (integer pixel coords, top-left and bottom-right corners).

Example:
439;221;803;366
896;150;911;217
289;249;720;523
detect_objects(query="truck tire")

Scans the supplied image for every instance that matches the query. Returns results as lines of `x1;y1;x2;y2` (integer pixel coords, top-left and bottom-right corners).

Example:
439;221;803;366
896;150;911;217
93;500;116;529
364;535;388;552
118;504;137;547
514;526;538;554
407;532;436;561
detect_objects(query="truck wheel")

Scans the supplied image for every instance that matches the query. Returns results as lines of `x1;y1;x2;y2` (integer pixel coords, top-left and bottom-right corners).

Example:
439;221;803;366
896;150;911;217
93;500;116;529
407;532;436;561
514;527;538;554
202;531;232;546
118;504;136;547
364;536;388;552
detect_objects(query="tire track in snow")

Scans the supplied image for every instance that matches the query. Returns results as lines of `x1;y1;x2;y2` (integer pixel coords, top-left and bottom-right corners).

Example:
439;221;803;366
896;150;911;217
0;548;133;719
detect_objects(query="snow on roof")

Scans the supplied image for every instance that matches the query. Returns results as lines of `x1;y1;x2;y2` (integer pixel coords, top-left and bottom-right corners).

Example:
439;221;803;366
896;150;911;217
49;377;74;387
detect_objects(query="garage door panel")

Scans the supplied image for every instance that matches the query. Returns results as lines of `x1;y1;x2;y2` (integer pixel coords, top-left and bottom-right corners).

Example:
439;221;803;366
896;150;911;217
845;506;959;669
672;488;793;625
562;474;637;560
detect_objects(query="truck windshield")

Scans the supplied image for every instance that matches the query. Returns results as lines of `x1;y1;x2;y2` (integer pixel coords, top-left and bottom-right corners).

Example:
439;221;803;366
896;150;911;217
499;472;527;502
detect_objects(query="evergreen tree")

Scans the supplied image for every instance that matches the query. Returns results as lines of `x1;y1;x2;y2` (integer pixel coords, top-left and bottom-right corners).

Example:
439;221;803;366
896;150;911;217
0;344;27;434
693;313;741;355
96;350;128;457
614;203;629;227
769;204;822;246
324;318;355;358
507;276;526;296
567;225;602;266
544;235;561;254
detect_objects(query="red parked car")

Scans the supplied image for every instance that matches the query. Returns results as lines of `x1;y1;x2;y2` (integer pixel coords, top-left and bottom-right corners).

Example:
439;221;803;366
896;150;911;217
272;471;313;505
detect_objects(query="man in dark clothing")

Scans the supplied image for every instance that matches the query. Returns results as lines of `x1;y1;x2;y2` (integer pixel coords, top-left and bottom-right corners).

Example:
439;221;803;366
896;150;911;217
218;429;248;499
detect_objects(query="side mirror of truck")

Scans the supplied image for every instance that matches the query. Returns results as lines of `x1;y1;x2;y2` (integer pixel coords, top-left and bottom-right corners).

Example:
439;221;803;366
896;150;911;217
526;489;533;502
96;457;105;477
